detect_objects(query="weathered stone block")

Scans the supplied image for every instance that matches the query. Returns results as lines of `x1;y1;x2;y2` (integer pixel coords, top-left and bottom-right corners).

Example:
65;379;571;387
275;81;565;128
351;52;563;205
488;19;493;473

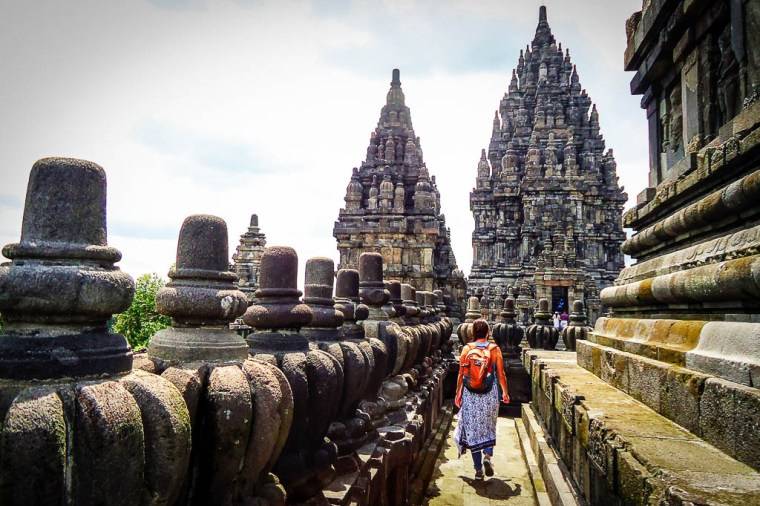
626;354;667;412
660;366;708;436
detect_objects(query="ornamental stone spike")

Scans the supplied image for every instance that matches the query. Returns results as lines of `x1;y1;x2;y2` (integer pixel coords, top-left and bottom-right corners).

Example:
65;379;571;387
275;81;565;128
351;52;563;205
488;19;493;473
561;299;592;351
302;257;344;339
0;158;192;505
150;214;250;363
526;297;559;350
359;252;390;320
0;157;134;379
142;216;293;503
243;246;312;331
334;269;368;340
244;246;341;499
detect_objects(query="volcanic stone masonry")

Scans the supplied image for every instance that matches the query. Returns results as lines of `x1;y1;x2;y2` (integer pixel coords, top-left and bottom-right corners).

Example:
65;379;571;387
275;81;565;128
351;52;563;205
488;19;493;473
468;6;627;325
333;69;467;320
523;1;760;504
0;157;457;505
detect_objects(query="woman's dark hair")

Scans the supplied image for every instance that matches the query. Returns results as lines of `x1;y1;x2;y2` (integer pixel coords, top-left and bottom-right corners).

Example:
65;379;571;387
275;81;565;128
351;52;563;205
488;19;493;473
473;319;489;339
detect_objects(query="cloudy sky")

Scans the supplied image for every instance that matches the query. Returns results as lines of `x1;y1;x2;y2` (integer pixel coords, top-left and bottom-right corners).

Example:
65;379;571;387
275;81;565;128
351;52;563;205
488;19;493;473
0;0;647;282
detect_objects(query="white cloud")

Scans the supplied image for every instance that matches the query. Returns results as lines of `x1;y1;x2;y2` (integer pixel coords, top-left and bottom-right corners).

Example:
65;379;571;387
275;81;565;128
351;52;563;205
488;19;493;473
0;0;648;286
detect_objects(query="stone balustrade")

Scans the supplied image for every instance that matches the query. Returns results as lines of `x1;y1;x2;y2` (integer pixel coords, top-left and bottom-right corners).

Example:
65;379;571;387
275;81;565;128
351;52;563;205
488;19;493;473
0;157;457;506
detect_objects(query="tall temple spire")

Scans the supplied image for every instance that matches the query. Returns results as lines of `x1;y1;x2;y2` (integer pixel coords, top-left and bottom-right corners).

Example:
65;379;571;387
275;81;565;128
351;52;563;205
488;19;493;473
335;68;466;316
468;5;626;323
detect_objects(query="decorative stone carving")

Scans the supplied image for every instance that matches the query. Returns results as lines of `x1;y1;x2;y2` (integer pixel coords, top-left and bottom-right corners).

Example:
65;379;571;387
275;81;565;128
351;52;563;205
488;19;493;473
456;296;482;345
0;158;191;505
358;253;408;412
334;69;466;315
142;214;292;505
526;298;559;350
492;296;525;352
302;258;374;457
469;7;626;321
561;299;592;351
243;246;341;501
231;213;267;303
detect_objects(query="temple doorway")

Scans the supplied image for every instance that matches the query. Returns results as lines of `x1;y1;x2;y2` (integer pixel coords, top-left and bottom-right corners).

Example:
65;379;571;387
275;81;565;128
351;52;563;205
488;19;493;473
551;286;568;314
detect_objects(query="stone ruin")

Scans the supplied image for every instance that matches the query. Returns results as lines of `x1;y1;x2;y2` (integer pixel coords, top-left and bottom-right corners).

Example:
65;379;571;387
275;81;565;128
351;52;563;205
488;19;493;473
523;1;760;504
468;6;626;323
0;157;457;505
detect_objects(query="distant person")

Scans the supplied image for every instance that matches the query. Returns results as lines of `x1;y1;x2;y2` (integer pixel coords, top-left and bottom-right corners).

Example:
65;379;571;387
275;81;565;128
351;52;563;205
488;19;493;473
454;319;510;480
553;312;561;329
560;311;569;329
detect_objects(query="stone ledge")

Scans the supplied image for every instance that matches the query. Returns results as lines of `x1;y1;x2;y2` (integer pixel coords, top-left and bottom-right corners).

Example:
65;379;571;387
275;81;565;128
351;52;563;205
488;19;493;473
590;317;704;366
589;318;760;388
519;404;584;506
526;349;760;504
577;339;760;471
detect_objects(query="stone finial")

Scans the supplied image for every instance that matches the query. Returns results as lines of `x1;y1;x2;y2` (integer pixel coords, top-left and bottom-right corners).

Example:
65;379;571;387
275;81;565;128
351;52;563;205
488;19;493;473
539;5;547;22
562;299;591;351
242;246;312;330
464;296;482;322
150;215;249;363
535;298;552;323
0;159;194;505
303;257;344;332
527;297;559;350
569;300;589;326
423;292;436;314
401;283;420;320
359;252;389;317
433;289;445;314
416;291;428;318
0;157;134;379
501;296;518;322
334;268;368;334
387;280;406;318
250;213;259;227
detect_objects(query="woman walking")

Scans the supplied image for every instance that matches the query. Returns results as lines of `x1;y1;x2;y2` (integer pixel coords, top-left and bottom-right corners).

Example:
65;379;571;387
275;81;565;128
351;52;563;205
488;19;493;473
453;319;510;480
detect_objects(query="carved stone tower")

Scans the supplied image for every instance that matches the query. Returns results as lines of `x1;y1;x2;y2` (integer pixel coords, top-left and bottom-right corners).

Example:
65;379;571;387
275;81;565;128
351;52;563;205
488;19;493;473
232;213;267;302
468;6;627;322
334;69;466;316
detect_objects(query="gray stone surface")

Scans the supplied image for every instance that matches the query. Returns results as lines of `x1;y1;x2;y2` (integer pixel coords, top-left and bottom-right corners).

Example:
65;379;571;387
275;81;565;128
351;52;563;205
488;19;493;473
150;214;249;363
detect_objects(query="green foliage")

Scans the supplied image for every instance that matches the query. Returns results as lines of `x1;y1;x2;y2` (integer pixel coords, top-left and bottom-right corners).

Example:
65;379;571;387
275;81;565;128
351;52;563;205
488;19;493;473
113;273;171;351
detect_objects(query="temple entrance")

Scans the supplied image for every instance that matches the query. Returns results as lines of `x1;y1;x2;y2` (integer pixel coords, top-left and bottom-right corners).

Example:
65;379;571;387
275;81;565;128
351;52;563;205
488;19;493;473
551;286;568;314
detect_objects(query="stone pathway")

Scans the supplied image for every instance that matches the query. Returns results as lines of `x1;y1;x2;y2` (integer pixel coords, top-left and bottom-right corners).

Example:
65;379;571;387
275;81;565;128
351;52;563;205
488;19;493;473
423;415;537;505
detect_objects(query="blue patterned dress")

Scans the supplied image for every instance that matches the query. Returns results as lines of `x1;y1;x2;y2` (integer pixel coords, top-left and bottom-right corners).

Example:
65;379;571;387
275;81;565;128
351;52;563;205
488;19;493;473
453;379;500;456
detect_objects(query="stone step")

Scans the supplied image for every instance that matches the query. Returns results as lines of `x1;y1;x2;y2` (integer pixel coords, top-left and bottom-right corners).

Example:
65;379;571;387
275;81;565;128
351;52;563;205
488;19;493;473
525;349;760;505
576;339;760;471
517;405;584;506
409;404;454;505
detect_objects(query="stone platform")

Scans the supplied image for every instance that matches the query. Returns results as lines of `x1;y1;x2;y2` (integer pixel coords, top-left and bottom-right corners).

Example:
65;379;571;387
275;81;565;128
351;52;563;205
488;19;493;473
524;349;760;504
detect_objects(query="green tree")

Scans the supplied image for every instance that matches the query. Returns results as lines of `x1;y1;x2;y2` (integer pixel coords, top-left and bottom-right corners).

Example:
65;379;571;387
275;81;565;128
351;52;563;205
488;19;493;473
113;273;171;351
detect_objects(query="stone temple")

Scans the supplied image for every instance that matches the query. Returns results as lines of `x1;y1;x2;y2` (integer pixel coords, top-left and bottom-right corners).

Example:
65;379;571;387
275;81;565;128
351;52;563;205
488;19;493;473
468;6;627;324
333;69;467;318
231;213;267;302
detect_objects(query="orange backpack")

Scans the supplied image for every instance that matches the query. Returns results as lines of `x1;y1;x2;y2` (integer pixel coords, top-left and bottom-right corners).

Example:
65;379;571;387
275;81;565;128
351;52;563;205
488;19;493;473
462;341;496;393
